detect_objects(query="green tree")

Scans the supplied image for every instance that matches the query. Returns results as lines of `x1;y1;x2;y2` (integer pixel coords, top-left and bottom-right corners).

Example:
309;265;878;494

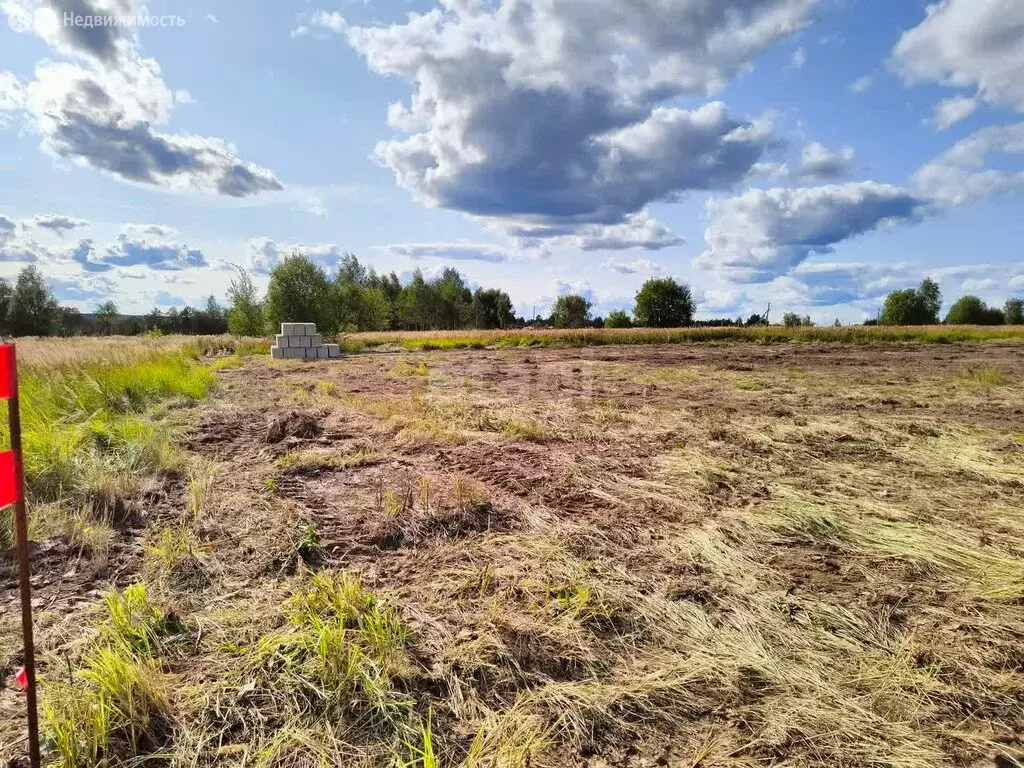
879;278;942;325
1003;297;1024;325
605;309;632;328
9;265;59;336
944;295;1004;325
919;277;942;322
782;312;813;327
57;307;84;336
471;288;515;330
265;255;333;333
227;268;266;336
633;278;694;328
95;300;119;334
551;294;592;329
145;307;164;333
0;278;12;336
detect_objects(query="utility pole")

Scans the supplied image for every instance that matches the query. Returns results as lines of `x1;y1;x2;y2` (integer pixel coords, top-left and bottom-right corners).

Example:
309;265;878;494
764;301;771;325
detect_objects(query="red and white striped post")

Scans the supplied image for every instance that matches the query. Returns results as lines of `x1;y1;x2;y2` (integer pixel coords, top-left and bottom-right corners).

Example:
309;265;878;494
1;343;40;768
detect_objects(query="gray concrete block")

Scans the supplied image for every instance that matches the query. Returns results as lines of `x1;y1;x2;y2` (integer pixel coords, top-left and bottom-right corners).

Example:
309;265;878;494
309;334;322;347
284;347;301;359
271;346;284;359
295;335;311;348
275;334;289;348
305;347;318;360
281;323;303;336
317;346;328;359
326;344;340;358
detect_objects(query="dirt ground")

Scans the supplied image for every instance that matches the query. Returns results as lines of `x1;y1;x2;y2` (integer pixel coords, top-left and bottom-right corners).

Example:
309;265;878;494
3;342;1024;767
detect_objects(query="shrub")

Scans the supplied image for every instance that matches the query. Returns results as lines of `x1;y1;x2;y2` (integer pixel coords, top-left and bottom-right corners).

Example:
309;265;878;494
945;295;1005;325
605;310;632;329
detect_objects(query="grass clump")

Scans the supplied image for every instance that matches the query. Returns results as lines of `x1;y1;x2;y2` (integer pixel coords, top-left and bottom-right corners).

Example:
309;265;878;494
956;365;1012;387
277;447;380;473
44;583;179;767
101;583;183;656
44;645;173;768
256;572;413;723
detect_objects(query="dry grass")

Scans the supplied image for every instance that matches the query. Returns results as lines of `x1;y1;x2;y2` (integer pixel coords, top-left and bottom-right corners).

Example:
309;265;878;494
4;338;1024;768
347;324;1024;351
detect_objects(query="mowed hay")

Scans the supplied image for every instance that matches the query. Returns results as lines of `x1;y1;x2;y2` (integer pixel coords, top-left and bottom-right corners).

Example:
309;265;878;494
3;339;1024;768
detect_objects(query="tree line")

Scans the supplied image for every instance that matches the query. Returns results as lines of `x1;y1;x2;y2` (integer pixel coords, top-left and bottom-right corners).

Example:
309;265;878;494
0;266;229;337
1;259;1022;338
873;278;1024;326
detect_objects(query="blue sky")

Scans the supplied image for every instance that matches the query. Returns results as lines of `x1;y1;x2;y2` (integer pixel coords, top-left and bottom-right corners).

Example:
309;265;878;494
1;0;1022;322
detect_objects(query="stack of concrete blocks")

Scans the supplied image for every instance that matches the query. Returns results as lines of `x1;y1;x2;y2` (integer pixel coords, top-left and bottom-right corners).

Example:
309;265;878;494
271;323;342;360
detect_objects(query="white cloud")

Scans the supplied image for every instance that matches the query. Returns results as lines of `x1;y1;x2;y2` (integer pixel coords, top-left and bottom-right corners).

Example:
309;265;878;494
292;9;346;37
0;212;90;260
2;0;282;196
48;273;117;303
205;13;218;23
30;214;88;234
383;242;514;264
929;95;978;130
501;212;683;252
245;238;348;274
696;182;928;283
892;0;1024;113
72;224;207;272
602;256;662;274
848;75;873;93
797;142;855;180
912;122;1024;205
344;0;814;243
789;46;806;69
0;71;25;110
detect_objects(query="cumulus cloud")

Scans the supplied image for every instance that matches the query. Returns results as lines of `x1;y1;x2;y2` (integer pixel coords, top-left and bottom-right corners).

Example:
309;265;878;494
929;96;978;130
48;273;117;302
342;0;813;242
2;0;282;196
72;224;207;271
602;256;662;275
779;261;920;305
797;142;855;180
696;182;928;282
246;238;347;274
1;212;88;260
698;287;746;313
912;122;1024;205
789;46;806;70
891;0;1024;113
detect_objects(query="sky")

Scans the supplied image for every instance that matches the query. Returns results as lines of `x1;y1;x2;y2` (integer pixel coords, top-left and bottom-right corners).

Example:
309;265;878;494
1;0;1023;323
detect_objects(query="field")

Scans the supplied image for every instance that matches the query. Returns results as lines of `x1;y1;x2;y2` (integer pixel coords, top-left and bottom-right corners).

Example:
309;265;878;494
2;330;1023;767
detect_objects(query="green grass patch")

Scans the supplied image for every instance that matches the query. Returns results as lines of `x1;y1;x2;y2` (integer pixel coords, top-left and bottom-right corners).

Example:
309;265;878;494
1;351;216;507
956;366;1012;387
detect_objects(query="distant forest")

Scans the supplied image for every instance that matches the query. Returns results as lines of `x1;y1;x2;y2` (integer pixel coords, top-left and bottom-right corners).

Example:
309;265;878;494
2;257;1021;338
